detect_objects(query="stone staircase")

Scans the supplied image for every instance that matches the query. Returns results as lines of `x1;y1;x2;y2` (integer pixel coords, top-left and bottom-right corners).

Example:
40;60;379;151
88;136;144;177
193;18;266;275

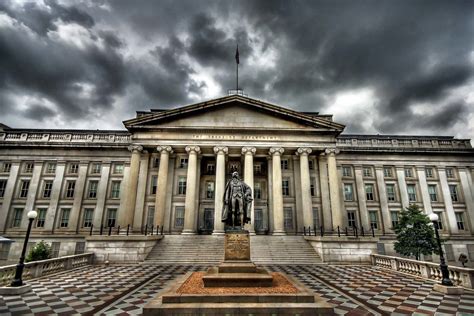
145;235;322;265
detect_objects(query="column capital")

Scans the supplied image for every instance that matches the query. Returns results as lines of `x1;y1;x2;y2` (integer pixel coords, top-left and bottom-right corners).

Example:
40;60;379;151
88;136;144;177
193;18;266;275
269;147;284;156
128;144;143;153
213;146;228;155
242;146;256;155
324;148;340;156
185;145;201;154
296;147;312;156
156;145;173;154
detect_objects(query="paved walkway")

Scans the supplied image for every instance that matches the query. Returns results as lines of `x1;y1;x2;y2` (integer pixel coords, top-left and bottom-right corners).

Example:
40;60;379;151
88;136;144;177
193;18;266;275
0;264;473;315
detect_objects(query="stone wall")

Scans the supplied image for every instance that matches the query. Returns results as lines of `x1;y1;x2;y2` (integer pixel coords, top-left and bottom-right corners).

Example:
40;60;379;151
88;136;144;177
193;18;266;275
305;236;378;264
85;235;162;263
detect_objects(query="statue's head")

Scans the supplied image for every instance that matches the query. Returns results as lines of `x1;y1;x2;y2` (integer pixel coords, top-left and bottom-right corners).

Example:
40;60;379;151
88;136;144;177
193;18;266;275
232;171;239;179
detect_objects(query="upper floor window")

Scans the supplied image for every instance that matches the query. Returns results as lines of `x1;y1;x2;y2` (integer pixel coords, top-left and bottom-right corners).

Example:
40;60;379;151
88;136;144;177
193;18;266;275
46;162;56;174
363;167;372;177
179;158;188;169
282;179;290;196
206;181;215;199
386;184;396;202
1;162;12;173
153;157;160;168
91;163;101;174
24;162;34;173
390;211;399;228
66;181;76;198
0;179;6;198
87;181;98;199
369;211;378;229
347;211;356;228
435;212;444;230
107;208;117;227
281;159;289;170
69;163;79;174
151;175;157;195
254;164;262;175
83;208;93;228
310;177;315;196
36;208;47;228
446;167;455;179
456;212;465;230
365;184;374;201
308;160;314;170
111;181;121;198
178;177;186;195
19;180;30;198
342;166;352;177
60;208;70;228
404;168;413;178
449;185;459;202
383;167;393;178
425;167;434;178
407;184;417;202
428;185;438;202
206;163;215;175
113;163;124;174
43;180;53;198
344;184;354;201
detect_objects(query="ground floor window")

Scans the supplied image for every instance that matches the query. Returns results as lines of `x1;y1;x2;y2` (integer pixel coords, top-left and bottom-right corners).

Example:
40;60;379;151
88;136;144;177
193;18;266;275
12;208;23;227
175;206;185;228
434;212;444;230
284;207;293;230
390;211;399;228
369;211;378;229
456;212;465;230
347;211;356;228
51;242;60;258
147;206;155;228
83;208;93;228
36;208;47;228
60;208;70;228
107;208;117;227
203;208;214;230
312;207;320;230
255;209;263;230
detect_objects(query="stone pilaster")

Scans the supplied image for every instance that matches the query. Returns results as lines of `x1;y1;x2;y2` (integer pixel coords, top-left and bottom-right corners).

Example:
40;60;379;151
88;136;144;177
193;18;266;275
354;165;370;230
119;144;143;227
213;146;228;235
69;162;88;232
416;166;433;214
296;147;313;229
269;147;285;235
21;162;44;228
0;161;20;232
438;166;458;234
375;165;392;232
458;167;474;232
395;166;409;209
154;146;173;228
326;148;344;230
182;145;200;234
93;162;110;229
242;146;256;234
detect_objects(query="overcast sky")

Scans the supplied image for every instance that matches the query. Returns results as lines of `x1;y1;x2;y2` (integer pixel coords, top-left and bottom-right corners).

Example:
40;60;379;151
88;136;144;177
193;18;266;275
0;0;473;140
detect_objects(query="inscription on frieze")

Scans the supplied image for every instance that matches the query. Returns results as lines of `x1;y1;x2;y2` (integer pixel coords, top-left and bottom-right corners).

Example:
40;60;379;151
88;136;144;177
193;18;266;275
224;233;250;261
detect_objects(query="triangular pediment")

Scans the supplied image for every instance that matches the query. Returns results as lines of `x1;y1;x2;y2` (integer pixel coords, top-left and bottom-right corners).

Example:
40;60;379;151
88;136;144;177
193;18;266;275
123;95;345;133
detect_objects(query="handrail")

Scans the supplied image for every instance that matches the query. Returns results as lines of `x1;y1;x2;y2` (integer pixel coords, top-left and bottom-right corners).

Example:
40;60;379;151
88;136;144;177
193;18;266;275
0;253;93;286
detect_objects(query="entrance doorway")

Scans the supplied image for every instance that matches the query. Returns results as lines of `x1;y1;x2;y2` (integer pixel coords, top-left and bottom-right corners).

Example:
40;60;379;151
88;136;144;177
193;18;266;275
200;208;214;234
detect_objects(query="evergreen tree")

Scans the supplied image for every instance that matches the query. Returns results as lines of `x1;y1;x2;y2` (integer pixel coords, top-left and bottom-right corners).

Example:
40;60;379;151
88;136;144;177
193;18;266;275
394;204;439;260
26;240;52;262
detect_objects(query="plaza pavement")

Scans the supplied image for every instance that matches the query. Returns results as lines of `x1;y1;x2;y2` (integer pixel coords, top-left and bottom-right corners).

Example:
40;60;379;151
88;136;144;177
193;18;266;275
0;263;473;315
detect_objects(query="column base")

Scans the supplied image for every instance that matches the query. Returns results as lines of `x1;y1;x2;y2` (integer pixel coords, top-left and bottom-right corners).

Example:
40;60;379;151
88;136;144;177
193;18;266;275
181;230;197;235
212;230;225;235
272;230;286;236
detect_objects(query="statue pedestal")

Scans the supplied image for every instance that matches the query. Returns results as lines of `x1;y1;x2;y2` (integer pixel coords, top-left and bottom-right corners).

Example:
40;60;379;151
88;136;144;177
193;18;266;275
203;230;273;287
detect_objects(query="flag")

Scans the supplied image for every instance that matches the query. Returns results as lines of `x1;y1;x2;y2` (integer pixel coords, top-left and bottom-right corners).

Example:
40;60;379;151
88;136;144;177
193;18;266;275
235;45;239;64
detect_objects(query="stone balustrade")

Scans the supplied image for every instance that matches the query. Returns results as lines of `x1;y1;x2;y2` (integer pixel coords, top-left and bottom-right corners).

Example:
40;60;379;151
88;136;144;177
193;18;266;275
0;253;93;286
0;131;131;144
337;136;472;149
371;254;474;289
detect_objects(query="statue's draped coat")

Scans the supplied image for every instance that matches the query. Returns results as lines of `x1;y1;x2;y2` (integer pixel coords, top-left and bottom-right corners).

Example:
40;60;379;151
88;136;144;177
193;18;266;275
222;179;252;225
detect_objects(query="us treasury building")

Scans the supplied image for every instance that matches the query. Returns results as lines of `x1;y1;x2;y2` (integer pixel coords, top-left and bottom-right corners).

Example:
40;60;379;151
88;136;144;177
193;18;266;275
0;94;473;264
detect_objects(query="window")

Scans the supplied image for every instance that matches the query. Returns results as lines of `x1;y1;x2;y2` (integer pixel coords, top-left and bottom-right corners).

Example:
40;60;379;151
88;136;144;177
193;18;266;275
347;211;356;228
46;163;56;174
254;209;263;230
153;157;160;168
69;163;79;174
282;179;289;196
386;184;396;202
446;168;454;178
36;208;48;227
83;208;93;227
147;206;155;228
107;208;117;227
449;185;459;202
178;177;186;195
91;163;101;174
12;208;23;227
24;162;34;173
206;163;215;174
206;181;215;199
369;211;378;229
344;184;354;201
2;162;11;173
308;160;314;170
88;181;98;199
407;184;417;202
456;213;465;230
313;207;320;230
425;167;433;178
0;243;11;260
19;180;30;198
254;182;261;199
390;211;399;228
284;207;293;230
51;242;60;258
75;242;85;255
151;175;158;194
435;212;443;230
111;181;121;198
0;179;6;198
229;162;239;173
175;206;185;227
254;164;262;175
428;185;438;202
404;168;413;178
66;181;75;198
365;184;374;201
383;167;393;178
179;158;188;168
281;159;289;170
310;177;315;196
60;208;70;227
113;163;124;174
363;167;372;177
43;180;53;198
342;166;352;177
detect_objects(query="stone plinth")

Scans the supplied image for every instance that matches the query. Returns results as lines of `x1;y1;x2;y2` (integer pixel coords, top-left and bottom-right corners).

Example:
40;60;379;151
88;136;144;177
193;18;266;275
305;236;378;264
224;231;251;260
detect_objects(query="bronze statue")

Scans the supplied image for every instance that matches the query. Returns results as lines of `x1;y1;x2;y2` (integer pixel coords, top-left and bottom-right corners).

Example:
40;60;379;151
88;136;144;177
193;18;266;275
222;172;252;229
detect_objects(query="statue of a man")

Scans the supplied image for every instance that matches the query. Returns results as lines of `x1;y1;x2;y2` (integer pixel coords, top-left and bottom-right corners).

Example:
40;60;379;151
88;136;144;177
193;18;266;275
222;172;252;229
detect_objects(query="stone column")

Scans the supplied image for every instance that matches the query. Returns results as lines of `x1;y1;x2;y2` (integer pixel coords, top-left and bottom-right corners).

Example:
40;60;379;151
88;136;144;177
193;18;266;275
326;148;344;230
154;146;173;228
459;167;474;232
93;162;110;229
375;165;392;233
45;162;66;233
318;154;332;231
297;147;313;229
0;161;20;233
119;145;143;227
182;145;200;234
438;167;458;234
354;165;370;230
22;162;44;228
133;152;149;230
416;166;433;214
69;162;88;232
242;146;256;234
269;147;285;235
396;166;409;209
213;146;228;235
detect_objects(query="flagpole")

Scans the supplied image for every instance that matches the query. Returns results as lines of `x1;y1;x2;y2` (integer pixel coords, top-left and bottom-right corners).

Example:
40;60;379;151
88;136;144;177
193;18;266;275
236;60;238;91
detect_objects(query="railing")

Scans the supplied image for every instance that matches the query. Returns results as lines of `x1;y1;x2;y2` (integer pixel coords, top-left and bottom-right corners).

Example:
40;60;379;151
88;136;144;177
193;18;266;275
371;254;474;289
303;225;376;238
0;131;131;144
336;137;472;149
0;253;93;286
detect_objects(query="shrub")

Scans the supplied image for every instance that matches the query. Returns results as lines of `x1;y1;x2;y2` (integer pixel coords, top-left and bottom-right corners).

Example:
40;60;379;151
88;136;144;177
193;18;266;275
25;240;52;262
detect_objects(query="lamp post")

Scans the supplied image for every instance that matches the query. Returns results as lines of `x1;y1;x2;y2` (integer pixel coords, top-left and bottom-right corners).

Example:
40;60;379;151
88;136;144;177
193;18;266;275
428;213;453;286
11;210;37;287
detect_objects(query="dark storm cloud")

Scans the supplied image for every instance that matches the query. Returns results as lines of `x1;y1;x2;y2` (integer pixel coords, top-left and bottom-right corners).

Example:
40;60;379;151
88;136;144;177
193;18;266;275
22;104;57;121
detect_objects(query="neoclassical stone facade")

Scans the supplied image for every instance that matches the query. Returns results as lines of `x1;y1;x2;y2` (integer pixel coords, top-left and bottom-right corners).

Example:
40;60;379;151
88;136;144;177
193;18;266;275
0;95;473;261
